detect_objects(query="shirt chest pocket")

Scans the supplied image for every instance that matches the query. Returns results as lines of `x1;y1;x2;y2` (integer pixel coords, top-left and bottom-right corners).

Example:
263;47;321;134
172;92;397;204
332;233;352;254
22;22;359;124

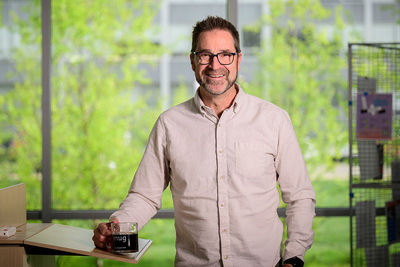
234;142;275;178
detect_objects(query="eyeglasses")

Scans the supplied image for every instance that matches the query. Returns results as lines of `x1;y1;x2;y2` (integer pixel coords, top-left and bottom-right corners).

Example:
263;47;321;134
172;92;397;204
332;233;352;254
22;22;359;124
192;51;238;65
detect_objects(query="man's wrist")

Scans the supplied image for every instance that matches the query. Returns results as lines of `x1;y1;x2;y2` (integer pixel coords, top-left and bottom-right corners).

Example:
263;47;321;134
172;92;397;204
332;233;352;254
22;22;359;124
283;257;304;267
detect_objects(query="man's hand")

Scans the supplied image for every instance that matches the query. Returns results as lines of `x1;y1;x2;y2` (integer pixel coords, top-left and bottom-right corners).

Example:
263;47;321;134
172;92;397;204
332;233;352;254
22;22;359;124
283;257;304;267
92;218;119;251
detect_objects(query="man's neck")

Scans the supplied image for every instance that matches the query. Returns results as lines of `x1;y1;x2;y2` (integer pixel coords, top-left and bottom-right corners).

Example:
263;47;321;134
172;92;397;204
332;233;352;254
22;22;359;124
199;85;238;117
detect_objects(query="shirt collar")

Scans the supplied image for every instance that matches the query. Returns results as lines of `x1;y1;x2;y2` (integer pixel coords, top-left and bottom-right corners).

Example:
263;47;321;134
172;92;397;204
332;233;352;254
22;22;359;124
194;83;245;116
232;83;244;114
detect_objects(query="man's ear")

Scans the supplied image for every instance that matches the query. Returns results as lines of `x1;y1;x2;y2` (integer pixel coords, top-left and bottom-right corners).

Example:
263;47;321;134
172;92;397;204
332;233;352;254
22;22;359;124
190;54;195;71
237;52;242;71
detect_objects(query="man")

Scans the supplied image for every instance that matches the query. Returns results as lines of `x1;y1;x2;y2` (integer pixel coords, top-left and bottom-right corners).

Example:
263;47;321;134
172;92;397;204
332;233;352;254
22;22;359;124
93;16;316;267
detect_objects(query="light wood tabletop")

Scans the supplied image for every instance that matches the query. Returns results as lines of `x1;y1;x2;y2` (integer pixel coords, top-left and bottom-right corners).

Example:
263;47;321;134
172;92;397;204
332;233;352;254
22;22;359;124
1;184;153;264
24;223;152;264
0;223;53;245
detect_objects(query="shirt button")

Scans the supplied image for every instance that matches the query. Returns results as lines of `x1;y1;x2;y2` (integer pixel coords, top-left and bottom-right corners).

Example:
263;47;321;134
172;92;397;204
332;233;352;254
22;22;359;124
224;255;229;260
220;203;225;207
219;150;223;154
219;176;224;180
219;123;222;127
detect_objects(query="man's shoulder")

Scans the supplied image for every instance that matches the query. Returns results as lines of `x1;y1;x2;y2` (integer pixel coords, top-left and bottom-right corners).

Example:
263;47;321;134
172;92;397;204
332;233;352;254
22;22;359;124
159;97;197;120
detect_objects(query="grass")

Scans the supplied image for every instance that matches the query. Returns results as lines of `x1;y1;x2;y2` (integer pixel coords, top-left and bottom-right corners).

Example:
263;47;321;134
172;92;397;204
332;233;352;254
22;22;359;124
306;217;350;267
52;178;351;266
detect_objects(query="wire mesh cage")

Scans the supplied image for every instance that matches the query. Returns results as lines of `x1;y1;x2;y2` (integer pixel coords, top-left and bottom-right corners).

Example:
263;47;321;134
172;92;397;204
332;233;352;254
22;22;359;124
349;43;400;267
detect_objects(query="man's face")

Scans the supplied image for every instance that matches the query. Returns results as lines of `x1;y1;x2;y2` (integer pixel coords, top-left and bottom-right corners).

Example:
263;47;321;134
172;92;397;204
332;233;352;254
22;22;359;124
191;29;241;96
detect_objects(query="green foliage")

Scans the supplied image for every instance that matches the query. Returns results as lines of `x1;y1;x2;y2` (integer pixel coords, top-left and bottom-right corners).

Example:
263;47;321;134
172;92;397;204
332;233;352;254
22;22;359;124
352;48;399;94
397;0;400;24
246;0;358;172
0;2;356;265
0;0;163;210
381;0;400;24
172;77;191;106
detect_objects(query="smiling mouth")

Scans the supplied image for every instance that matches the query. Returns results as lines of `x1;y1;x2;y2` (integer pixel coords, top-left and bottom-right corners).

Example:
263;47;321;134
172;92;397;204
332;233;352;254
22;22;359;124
206;74;224;78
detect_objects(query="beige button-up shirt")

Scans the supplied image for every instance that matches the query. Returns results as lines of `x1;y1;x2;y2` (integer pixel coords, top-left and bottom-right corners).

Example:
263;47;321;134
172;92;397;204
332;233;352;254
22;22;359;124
111;85;316;267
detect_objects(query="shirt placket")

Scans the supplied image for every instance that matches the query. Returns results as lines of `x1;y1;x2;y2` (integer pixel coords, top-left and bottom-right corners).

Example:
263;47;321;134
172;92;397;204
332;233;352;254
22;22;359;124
216;113;232;267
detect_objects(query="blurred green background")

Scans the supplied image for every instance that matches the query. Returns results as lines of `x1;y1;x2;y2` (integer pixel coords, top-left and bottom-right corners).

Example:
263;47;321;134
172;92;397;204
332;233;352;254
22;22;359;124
1;0;399;266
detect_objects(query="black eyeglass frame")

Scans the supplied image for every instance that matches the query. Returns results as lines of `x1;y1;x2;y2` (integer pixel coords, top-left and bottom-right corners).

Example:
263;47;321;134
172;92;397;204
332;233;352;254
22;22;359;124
191;51;238;65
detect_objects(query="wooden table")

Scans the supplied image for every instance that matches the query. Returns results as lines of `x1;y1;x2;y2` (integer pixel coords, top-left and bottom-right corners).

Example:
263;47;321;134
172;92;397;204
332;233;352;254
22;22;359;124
0;223;152;266
0;184;152;266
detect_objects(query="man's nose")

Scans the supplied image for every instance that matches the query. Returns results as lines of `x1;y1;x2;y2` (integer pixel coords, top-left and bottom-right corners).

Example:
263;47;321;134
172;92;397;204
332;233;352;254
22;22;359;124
208;55;222;69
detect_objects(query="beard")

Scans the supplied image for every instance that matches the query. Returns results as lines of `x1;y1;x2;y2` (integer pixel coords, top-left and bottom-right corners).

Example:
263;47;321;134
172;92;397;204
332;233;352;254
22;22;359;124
196;67;238;96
